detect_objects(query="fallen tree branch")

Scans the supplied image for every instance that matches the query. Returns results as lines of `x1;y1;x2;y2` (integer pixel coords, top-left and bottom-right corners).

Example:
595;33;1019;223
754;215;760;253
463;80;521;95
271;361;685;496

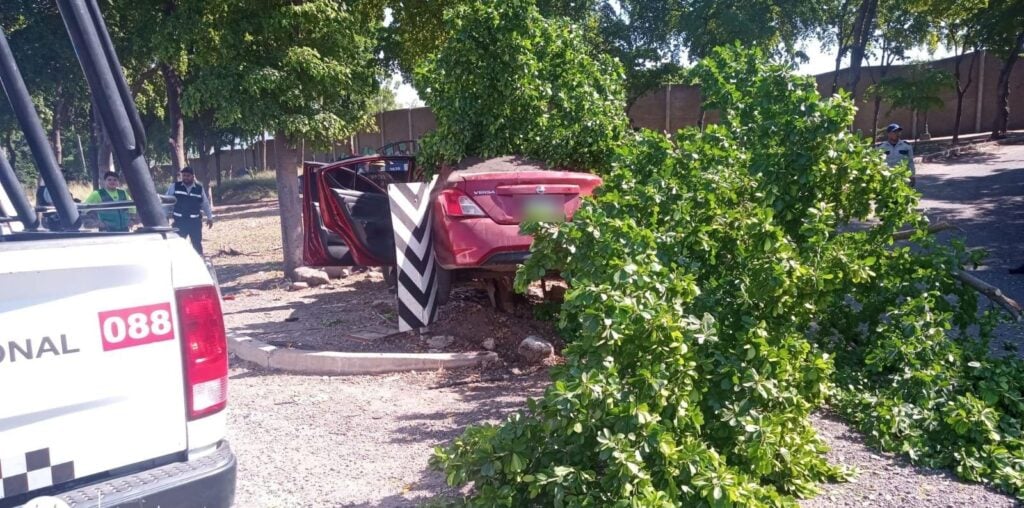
955;270;1023;322
892;221;960;241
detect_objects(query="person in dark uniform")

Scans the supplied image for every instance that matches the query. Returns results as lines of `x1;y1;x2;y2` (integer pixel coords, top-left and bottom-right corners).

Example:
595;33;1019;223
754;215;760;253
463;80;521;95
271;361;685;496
165;166;214;255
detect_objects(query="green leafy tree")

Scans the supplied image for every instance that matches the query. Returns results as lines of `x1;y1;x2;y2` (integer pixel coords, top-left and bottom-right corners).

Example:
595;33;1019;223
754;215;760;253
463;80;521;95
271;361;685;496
382;0;462;79
818;0;860;94
897;0;985;144
677;0;825;62
869;64;953;140
414;0;628;172
0;1;92;184
105;0;201;172
842;0;879;103
433;46;909;505
969;0;1024;139
861;1;933;136
596;0;828;107
186;0;383;278
433;44;1024;505
941;17;982;145
589;1;685;108
384;0;598;79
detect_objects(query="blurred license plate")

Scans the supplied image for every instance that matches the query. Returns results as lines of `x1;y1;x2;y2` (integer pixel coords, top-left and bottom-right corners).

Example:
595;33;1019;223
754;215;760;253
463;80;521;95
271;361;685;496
524;196;564;222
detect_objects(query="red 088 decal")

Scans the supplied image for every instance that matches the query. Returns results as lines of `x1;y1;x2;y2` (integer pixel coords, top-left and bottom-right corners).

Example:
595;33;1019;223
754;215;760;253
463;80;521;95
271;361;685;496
98;303;175;351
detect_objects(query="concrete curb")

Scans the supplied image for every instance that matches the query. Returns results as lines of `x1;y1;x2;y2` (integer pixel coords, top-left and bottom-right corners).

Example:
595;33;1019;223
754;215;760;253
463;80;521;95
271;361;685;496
917;136;1024;163
228;334;499;376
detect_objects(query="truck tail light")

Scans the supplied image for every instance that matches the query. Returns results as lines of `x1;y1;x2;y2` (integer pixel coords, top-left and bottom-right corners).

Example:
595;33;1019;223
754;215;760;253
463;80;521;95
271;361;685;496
441;189;486;218
176;285;228;420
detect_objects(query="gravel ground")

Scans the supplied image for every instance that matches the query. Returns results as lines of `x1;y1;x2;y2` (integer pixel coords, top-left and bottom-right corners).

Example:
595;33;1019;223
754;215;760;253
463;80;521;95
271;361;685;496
222;146;1024;506
803;412;1015;507
227;364;548;507
227;361;1017;508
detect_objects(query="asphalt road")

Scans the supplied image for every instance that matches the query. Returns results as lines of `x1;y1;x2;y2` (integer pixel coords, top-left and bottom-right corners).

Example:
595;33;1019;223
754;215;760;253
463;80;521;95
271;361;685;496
917;143;1024;347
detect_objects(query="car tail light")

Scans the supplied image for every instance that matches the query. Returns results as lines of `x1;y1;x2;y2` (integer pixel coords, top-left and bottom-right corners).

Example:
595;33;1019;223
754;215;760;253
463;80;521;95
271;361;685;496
176;285;228;420
441;189;486;218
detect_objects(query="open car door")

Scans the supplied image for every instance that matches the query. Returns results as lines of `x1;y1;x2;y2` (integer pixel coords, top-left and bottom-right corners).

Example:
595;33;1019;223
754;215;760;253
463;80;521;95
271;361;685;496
302;156;415;267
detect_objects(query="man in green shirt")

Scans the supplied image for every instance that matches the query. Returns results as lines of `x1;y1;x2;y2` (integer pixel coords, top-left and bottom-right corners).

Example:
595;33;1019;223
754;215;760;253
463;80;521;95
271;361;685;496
84;171;135;232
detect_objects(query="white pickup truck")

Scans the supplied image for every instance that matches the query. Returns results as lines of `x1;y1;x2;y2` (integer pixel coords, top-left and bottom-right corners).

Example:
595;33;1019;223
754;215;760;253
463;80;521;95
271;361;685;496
0;2;235;506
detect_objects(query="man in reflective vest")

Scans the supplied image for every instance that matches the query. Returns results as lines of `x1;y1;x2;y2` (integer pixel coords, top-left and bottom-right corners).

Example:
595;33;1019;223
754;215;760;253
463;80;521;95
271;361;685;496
165;166;214;255
84;171;134;232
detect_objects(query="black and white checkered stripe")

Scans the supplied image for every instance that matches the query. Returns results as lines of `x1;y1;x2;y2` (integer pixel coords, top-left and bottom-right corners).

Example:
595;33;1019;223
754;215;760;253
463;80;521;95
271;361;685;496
0;448;75;499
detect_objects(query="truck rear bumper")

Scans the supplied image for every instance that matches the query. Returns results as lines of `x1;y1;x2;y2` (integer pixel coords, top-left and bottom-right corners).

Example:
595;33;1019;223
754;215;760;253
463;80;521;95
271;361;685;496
43;441;236;508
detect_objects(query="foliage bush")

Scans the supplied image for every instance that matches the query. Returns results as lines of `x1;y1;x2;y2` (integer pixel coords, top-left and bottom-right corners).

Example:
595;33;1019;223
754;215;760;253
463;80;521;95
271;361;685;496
413;0;629;172
431;45;1024;505
211;173;277;205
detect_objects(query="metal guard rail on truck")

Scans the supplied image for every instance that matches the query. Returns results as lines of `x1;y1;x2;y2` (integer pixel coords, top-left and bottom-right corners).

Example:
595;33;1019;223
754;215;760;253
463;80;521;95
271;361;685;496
0;0;170;236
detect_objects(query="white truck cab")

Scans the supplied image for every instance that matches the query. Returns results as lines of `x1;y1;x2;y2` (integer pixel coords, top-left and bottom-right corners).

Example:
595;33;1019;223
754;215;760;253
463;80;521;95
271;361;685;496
0;3;235;506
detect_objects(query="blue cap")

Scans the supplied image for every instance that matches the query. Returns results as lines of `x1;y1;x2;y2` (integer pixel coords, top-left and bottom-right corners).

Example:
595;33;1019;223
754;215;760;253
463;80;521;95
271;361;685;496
886;123;903;133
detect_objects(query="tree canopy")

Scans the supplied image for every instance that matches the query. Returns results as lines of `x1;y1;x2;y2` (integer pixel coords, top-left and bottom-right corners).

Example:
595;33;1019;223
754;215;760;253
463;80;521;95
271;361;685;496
414;0;628;171
185;0;383;146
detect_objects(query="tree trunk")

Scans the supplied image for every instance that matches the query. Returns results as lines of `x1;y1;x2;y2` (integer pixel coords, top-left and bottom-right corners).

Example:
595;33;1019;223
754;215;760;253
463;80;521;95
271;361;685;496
162;63;187;171
991;32;1024;140
50;122;62;165
88;107;98;189
831;49;846;95
50;85;64;164
829;0;853;95
952;49;977;145
953;91;966;144
261;132;268;170
214;144;222;187
871;95;882;139
275;132;303;279
91;105;113;185
3;133;17;173
846;0;879;103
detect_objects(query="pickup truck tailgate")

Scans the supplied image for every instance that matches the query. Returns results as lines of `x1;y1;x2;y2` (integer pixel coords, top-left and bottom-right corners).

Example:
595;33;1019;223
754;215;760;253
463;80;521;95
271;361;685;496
0;235;188;501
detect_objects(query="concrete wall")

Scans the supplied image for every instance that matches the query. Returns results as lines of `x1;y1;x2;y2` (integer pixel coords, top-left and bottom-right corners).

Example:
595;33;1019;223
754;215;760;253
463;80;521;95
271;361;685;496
812;51;1024;138
184;51;1022;181
627;51;1023;139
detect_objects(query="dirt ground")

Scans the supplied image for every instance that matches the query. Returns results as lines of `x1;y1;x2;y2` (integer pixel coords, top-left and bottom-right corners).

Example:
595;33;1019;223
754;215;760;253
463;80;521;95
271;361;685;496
210;201;559;364
212;145;1024;507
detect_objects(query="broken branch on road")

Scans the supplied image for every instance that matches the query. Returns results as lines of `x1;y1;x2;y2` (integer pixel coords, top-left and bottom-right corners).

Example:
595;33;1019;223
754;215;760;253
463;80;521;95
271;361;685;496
954;270;1023;322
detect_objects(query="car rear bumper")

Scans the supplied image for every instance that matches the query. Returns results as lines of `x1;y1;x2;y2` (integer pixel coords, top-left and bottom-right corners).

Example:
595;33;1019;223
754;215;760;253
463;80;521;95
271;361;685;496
40;441;236;508
432;215;533;270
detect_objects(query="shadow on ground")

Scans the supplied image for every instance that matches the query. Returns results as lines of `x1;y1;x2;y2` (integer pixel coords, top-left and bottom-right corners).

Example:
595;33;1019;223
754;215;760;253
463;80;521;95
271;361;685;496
373;373;549;507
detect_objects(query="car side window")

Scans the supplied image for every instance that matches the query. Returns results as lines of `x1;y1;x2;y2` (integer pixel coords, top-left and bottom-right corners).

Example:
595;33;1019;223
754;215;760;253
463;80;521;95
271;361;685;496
326;166;386;195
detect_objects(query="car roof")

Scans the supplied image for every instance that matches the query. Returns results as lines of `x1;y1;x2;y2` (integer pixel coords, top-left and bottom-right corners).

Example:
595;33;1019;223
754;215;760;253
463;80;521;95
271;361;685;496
454;156;552;174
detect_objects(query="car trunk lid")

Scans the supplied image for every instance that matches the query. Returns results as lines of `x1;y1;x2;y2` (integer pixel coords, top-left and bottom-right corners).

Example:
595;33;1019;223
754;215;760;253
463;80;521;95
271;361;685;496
449;170;601;225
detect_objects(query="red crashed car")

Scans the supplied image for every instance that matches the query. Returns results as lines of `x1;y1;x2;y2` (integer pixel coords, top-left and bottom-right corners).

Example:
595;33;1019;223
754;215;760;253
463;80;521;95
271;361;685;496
302;154;601;301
